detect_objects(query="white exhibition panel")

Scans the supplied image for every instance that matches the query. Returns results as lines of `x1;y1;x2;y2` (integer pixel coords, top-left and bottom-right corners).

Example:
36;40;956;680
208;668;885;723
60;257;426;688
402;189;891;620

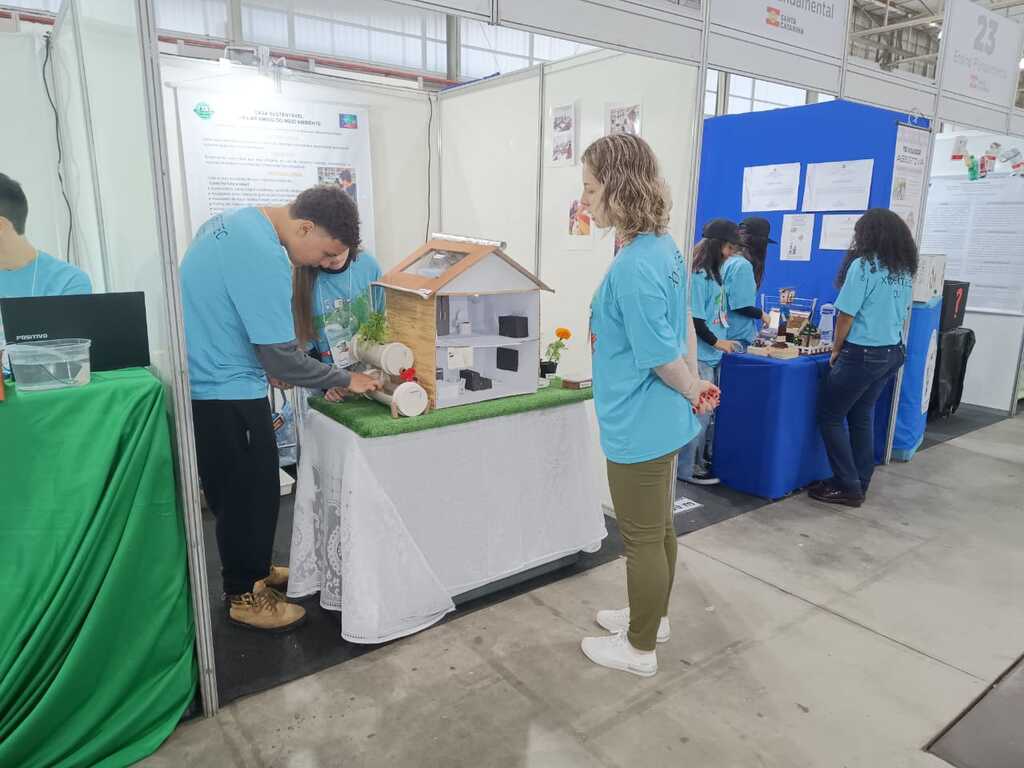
1012;111;1024;138
51;16;105;289
536;50;698;380
942;0;1024;112
497;0;702;64
960;311;1024;412
1;33;68;264
439;69;541;270
71;0;176;378
938;93;1014;134
397;0;491;18
288;404;607;644
160;56;433;273
843;63;937;117
708;0;847;94
707;30;839;95
925;132;1024;412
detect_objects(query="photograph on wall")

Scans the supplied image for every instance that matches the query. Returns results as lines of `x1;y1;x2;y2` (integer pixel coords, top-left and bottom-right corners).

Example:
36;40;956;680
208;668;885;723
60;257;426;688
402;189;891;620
605;103;642;137
551;104;576;166
317;165;358;200
567;199;593;249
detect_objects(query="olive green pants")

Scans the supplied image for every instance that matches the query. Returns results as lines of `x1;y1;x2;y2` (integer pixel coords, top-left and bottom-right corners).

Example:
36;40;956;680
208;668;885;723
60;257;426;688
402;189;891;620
607;452;678;652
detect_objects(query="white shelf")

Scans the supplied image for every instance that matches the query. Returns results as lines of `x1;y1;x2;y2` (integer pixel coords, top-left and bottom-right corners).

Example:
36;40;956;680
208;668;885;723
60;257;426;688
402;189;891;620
435;382;535;408
436;334;538;348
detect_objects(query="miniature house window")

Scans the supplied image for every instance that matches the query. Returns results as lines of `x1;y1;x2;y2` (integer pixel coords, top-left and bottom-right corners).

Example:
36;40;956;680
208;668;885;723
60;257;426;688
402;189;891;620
403;249;469;278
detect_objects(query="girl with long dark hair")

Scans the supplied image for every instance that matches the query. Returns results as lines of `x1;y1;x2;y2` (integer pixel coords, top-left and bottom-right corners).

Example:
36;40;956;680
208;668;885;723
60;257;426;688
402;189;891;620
812;208;918;507
678;219;744;486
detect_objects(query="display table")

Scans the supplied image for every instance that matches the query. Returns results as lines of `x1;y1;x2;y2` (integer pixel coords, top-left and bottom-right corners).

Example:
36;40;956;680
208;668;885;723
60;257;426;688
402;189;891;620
713;353;834;500
288;384;607;644
0;369;196;767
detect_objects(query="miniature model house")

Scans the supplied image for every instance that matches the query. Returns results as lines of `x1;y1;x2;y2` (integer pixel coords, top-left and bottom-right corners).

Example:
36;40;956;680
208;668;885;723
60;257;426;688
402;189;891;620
375;235;553;409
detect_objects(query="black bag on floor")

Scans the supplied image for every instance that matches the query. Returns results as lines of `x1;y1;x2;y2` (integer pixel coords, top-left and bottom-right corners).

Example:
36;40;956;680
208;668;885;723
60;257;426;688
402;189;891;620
929;327;976;419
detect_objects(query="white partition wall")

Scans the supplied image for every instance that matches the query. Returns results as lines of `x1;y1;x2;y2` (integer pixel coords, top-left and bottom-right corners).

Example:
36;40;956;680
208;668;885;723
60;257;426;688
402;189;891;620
438;68;541;269
537;50;699;378
0;33;69;264
160;57;435;271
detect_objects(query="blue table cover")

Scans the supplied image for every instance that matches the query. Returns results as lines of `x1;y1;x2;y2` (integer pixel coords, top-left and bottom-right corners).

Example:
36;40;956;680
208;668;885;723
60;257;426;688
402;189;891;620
893;299;942;461
713;352;895;500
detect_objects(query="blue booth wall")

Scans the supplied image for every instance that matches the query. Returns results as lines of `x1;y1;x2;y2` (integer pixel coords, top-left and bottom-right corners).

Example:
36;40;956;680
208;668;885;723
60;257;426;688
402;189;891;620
694;100;928;318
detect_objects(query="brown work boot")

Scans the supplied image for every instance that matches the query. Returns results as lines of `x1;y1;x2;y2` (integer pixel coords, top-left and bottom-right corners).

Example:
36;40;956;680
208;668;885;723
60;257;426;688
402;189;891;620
264;564;289;590
228;581;306;633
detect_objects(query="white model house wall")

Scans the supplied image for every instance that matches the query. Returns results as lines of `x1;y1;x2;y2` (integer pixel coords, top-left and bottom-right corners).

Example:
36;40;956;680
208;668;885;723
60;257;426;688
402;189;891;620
159;55;436;273
438;68;542;271
537;50;699;379
0;32;71;268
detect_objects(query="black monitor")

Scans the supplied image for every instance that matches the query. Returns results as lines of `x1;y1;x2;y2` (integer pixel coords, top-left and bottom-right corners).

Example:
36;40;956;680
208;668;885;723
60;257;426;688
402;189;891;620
1;292;150;372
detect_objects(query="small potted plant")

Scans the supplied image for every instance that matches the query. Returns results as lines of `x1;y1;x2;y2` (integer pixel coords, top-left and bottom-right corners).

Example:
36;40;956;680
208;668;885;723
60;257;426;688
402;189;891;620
540;327;571;377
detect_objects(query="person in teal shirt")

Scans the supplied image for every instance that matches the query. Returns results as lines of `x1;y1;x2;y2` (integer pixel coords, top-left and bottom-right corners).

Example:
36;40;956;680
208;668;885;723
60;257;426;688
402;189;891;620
578;134;717;679
181;185;379;634
721;253;765;347
678;219;744;486
292;249;383;367
813;209;916;508
0;173;91;353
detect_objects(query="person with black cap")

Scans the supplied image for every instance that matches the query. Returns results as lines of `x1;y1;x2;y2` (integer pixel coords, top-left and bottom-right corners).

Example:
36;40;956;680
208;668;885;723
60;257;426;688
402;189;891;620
738;216;775;290
721;219;773;350
678;218;743;486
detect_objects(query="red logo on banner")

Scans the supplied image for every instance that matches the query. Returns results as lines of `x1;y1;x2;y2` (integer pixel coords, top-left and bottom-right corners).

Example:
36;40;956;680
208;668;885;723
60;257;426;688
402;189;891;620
767;6;781;27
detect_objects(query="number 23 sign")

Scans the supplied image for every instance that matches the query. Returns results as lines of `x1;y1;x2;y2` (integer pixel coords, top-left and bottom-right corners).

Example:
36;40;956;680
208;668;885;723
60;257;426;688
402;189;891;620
943;0;1024;109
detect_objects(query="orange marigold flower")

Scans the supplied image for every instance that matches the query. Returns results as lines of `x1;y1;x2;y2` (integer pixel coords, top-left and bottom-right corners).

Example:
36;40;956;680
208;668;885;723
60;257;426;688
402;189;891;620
556;328;572;341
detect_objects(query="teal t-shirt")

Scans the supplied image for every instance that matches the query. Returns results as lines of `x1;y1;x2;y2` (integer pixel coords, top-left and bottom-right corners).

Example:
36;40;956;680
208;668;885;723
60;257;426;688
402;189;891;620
722;256;759;343
0;251;92;360
310;252;383;366
180;207;295;400
835;256;912;346
590;233;700;465
691;270;726;366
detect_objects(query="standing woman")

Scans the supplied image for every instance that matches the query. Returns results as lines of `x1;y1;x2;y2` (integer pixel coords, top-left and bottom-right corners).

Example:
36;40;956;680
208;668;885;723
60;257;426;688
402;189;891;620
678;219;744;486
581;134;718;677
721;217;773;349
813;209;916;507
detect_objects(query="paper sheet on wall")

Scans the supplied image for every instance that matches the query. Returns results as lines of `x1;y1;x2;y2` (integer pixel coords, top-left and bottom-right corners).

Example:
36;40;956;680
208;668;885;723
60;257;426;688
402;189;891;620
741;163;801;212
803;159;873;212
921;175;1024;314
175;88;375;252
819;214;860;251
889;125;930;234
780;213;813;261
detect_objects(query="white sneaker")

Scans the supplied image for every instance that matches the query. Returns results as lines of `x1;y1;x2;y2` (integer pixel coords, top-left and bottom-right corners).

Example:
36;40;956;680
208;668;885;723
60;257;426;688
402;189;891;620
595;607;671;643
581;630;658;677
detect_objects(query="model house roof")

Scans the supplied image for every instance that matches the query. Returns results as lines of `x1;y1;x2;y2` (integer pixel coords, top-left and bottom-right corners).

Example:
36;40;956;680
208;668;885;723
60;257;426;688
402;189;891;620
377;236;554;297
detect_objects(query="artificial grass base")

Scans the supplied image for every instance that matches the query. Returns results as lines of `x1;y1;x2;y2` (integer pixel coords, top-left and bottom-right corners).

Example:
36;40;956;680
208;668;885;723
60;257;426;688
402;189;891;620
309;378;593;438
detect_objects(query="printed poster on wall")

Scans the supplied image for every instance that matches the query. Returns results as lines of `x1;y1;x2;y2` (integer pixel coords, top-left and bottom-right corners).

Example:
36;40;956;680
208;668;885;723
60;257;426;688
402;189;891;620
741;163;801;212
551;104;576;166
175;88;376;253
605;103;641;137
803;159;873;212
890;124;930;234
819;214;860;251
566;199;593;250
942;0;1024;110
921;175;1024;313
780;213;813;261
710;0;850;60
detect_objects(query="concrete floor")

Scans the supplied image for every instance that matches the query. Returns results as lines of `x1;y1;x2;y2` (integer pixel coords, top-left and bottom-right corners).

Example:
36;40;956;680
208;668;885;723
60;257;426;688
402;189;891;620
140;417;1023;768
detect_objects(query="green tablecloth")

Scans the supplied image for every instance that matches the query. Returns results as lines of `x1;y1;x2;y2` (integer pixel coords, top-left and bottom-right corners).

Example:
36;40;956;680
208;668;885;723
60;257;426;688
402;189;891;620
310;378;594;438
0;368;196;768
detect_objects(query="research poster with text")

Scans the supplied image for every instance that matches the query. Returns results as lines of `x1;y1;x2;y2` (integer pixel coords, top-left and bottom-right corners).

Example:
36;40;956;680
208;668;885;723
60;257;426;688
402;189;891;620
176;88;375;253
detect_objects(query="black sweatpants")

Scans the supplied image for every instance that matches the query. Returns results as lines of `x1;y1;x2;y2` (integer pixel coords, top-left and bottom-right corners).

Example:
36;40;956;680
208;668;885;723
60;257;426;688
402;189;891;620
192;398;280;596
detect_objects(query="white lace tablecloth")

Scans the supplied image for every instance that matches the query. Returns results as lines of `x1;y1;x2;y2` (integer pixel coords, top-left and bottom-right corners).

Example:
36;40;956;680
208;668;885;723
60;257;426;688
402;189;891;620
287;401;608;644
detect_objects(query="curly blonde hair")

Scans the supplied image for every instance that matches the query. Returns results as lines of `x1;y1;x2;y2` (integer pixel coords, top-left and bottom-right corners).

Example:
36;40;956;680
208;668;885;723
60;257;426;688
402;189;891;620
581;134;671;244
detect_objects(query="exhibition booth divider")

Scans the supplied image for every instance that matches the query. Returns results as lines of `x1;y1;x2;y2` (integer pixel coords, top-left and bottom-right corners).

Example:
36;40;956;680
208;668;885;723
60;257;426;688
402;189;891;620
5;5;1024;761
695;100;934;498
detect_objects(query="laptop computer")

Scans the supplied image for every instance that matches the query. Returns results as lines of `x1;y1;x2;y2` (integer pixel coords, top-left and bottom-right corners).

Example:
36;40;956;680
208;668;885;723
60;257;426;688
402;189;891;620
1;292;150;372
